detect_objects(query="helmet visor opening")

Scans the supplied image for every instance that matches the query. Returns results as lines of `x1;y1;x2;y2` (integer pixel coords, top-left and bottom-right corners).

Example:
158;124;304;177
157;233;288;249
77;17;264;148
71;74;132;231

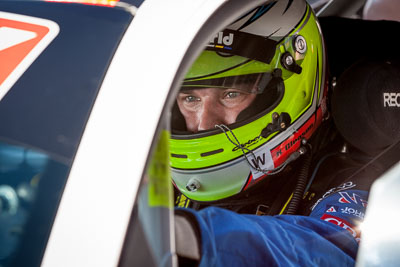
172;72;284;136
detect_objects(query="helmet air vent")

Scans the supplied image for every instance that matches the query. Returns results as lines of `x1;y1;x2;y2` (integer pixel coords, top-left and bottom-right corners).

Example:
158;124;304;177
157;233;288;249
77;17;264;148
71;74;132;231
171;153;188;159
201;148;224;157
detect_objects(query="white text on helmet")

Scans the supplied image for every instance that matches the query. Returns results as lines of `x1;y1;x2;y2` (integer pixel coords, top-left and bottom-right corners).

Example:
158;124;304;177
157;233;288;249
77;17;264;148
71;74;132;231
210;32;234;46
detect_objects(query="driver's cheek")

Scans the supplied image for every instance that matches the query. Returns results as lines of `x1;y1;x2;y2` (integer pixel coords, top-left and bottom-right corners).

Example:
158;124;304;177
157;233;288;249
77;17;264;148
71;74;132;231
181;109;200;133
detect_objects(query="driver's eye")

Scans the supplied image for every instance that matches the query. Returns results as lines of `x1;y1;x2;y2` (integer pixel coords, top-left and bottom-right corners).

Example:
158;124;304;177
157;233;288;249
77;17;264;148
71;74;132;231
185;95;199;102
225;91;241;99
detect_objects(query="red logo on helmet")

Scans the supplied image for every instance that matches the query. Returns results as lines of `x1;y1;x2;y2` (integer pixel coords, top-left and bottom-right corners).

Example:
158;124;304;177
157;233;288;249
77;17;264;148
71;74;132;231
270;112;318;167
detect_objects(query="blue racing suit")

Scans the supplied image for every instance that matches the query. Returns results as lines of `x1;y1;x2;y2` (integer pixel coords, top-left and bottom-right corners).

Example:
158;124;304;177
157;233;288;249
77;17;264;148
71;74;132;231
178;185;368;266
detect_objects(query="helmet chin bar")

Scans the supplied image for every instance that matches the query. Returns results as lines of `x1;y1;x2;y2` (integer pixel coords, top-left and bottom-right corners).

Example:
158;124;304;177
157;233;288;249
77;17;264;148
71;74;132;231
184;112;297;193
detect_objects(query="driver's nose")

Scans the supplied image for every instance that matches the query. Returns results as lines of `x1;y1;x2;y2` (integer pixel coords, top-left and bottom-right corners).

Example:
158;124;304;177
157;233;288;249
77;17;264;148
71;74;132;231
197;99;226;132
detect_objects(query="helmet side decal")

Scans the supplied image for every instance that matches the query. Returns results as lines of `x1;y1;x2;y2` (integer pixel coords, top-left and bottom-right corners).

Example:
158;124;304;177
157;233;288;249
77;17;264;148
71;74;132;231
0;12;59;102
228;0;307;39
236;2;277;31
283;0;295;13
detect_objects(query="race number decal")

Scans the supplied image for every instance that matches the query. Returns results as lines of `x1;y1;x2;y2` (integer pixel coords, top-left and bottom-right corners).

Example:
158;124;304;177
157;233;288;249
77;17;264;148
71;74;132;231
0;11;59;101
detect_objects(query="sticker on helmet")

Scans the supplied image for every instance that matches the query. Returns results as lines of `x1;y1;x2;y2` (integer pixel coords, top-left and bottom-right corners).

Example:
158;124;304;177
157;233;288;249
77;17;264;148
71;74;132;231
0;11;59;101
249;148;274;180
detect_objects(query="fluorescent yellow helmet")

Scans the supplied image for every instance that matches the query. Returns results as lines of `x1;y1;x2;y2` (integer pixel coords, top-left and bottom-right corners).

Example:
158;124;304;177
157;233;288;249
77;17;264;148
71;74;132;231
170;0;328;202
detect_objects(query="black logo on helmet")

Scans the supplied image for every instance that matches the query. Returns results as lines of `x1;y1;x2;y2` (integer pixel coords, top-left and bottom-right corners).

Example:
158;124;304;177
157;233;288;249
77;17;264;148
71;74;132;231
232;135;262;152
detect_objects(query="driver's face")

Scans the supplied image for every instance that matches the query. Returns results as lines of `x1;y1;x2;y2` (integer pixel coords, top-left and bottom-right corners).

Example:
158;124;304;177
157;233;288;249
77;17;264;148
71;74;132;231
177;88;256;133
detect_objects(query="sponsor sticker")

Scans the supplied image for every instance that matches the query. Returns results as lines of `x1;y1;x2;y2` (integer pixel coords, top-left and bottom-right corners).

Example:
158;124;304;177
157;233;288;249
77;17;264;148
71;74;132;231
321;213;361;242
340;206;365;219
249;147;274;180
208;31;234;49
0;12;59;101
338;191;368;208
271;114;315;167
326;205;338;213
311;182;357;211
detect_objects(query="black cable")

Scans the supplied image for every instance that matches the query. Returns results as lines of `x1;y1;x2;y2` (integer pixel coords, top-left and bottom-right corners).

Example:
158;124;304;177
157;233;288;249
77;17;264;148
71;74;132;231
285;149;312;215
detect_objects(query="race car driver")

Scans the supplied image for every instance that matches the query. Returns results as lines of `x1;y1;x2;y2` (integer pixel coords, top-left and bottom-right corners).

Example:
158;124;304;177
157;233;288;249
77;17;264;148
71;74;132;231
169;0;400;265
